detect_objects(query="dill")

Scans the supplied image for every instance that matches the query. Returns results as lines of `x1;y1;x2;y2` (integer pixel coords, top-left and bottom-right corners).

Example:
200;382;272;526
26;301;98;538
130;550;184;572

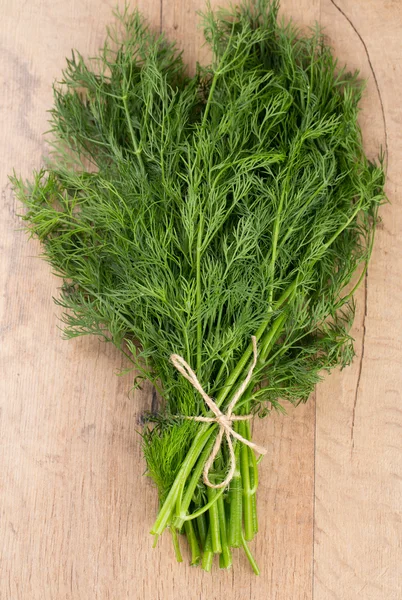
12;0;386;572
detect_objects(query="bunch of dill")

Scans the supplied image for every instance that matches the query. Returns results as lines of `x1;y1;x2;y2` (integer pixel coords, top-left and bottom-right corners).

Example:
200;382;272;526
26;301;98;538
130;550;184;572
12;0;385;573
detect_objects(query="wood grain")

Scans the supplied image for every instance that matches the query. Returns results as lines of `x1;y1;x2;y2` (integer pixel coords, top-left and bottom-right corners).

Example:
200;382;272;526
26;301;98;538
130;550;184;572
0;1;400;599
315;2;402;599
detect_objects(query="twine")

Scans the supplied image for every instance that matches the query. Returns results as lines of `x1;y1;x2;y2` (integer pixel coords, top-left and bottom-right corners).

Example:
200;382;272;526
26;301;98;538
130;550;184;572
170;336;267;489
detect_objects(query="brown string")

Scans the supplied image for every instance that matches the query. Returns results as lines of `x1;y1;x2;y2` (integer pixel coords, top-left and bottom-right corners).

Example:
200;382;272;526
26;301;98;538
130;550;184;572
170;336;267;489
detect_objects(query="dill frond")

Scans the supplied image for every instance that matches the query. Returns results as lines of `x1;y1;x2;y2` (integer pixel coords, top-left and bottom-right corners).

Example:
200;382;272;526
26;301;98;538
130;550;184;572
12;0;386;572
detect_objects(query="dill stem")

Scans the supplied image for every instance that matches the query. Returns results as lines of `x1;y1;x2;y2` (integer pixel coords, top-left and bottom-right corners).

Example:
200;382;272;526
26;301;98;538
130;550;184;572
251;485;258;537
200;21;234;132
245;421;259;536
201;527;213;572
174;432;217;528
321;195;365;253
215;278;297;409
246;421;259;495
151;424;213;536
201;75;218;131
178;435;214;513
196;511;207;548
217;494;232;569
228;441;242;548
336;212;376;308
260;310;288;359
178;486;225;524
241;533;260;576
268;188;285;306
221;193;367;395
176;438;214;516
194;25;234;372
170;527;183;563
195;211;204;373
122;94;145;174
207;487;222;554
184;520;201;565
239;421;253;541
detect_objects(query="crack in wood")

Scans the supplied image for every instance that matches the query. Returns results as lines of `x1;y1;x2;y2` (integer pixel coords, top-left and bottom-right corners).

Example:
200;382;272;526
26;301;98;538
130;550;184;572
351;270;368;448
137;387;159;425
151;387;159;414
328;0;385;450
329;0;389;162
312;390;317;600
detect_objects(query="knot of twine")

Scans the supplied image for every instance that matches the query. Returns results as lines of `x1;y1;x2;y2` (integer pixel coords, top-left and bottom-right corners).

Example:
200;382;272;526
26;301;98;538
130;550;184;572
170;336;267;489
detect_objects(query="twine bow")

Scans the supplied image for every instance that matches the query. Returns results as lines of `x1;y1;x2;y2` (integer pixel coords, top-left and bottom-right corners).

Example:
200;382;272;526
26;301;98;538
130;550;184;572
170;336;267;489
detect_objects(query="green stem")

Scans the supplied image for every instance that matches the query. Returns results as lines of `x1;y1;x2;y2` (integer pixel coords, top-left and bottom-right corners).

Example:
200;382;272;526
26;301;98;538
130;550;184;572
336;211;377;308
207;487;222;554
201;527;214;572
184;520;201;566
228;441;242;548
200;23;235;133
217;493;232;569
170;527;183;563
245;420;259;536
201;75;218;130
179;487;225;523
196;511;207;548
241;532;260;576
260;310;288;359
222;310;288;419
251;488;258;537
174;431;217;528
321;196;365;253
172;426;213;513
268;195;286;306
151;424;212;536
122;94;145;174
246;421;259;495
194;35;232;372
214;279;298;407
267;139;303;306
239;421;253;542
195;211;204;373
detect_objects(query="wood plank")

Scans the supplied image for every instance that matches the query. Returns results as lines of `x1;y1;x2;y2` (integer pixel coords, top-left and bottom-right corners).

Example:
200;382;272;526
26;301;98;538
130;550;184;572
5;0;400;598
0;2;157;599
315;1;402;598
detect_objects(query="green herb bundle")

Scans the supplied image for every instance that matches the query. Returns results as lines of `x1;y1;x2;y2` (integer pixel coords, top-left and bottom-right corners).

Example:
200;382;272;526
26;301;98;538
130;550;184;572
12;0;385;573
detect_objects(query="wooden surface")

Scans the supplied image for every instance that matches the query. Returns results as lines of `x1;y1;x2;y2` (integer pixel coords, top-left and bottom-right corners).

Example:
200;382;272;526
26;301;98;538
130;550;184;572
0;1;401;598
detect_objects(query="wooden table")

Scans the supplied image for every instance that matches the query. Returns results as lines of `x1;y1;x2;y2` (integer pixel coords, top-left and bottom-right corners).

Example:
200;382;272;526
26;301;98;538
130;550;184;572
1;1;401;598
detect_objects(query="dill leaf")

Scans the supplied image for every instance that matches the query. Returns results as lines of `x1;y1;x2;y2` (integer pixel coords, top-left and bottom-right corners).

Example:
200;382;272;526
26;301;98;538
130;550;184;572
12;0;386;572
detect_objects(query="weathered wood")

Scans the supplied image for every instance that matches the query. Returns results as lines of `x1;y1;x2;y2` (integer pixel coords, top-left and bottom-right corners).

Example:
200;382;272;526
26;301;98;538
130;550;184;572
0;1;399;598
315;2;402;598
